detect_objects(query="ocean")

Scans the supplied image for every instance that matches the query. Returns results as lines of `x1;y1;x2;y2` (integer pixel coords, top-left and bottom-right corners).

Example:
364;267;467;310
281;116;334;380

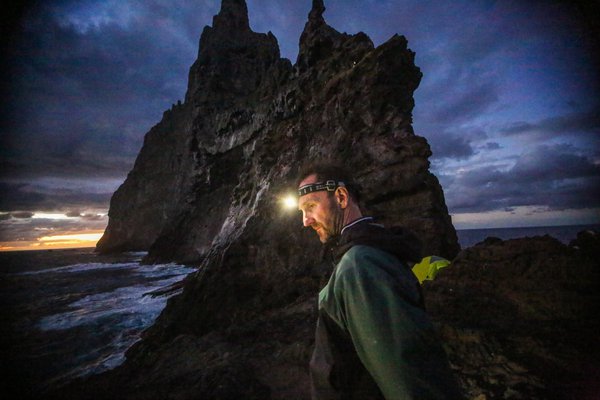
0;224;597;396
0;248;195;396
455;223;600;249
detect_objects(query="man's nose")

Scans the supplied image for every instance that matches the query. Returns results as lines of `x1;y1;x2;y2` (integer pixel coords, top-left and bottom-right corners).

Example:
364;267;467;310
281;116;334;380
303;214;314;227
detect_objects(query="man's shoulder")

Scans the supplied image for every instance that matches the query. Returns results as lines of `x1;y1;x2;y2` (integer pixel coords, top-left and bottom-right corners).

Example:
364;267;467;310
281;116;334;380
340;244;400;260
334;245;423;308
336;245;401;276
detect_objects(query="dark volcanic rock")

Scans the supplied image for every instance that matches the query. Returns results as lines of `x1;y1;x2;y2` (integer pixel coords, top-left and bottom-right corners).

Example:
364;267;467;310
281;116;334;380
425;235;600;400
53;234;600;400
96;0;458;262
94;0;460;363
96;0;290;258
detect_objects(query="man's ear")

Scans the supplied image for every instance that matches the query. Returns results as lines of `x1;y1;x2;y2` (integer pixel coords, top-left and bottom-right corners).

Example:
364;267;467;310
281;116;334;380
335;187;349;209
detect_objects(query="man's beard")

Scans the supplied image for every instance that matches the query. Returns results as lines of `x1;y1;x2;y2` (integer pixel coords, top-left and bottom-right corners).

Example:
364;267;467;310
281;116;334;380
316;197;344;243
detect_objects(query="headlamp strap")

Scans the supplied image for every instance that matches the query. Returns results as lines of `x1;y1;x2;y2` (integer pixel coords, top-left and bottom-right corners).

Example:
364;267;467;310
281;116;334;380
298;180;345;197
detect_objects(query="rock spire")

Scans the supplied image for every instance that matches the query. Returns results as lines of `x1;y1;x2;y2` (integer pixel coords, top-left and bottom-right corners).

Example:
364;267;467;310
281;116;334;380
212;0;250;31
309;0;326;22
98;0;458;263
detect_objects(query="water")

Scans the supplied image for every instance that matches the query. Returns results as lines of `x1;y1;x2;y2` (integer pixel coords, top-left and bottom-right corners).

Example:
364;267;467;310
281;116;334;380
0;248;195;395
456;224;600;249
1;225;597;395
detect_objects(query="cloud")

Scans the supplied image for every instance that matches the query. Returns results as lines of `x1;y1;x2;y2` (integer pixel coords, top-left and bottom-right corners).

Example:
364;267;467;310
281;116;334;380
429;133;476;161
1;0;220;181
11;211;34;219
430;82;499;125
444;144;600;213
510;145;599;182
500;111;600;138
481;142;501;151
0;183;46;211
81;213;104;221
419;124;490;161
0;180;114;212
247;0;307;61
65;211;82;217
0;215;107;242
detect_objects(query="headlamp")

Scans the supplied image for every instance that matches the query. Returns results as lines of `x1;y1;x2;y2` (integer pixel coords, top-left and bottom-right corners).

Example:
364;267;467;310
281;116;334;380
298;180;345;197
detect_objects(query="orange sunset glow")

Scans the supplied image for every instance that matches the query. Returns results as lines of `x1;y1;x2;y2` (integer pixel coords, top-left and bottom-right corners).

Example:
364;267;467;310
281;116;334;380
0;231;105;252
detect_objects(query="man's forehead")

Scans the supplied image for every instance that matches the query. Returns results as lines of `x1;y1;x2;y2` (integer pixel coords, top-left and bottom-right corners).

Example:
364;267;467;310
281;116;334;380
298;173;318;187
298;191;326;208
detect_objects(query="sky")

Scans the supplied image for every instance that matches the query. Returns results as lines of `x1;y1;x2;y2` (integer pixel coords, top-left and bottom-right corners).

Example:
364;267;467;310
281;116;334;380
0;0;599;251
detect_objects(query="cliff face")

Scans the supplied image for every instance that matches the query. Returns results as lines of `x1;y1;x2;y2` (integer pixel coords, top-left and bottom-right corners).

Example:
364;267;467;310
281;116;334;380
96;0;459;262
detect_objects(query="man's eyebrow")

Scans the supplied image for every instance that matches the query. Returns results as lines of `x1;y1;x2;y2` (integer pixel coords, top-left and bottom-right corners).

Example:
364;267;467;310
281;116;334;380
298;197;316;208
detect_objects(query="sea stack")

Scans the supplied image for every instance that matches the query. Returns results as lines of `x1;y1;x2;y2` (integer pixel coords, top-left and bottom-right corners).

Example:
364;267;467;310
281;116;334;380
95;0;460;369
96;0;460;360
97;0;459;262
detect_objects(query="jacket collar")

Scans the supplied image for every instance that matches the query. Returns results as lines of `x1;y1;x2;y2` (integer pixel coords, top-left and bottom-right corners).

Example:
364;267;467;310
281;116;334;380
326;218;423;265
340;216;375;235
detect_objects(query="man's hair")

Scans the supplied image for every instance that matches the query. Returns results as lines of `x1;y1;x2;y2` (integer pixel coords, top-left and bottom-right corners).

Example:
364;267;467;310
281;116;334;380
296;162;361;203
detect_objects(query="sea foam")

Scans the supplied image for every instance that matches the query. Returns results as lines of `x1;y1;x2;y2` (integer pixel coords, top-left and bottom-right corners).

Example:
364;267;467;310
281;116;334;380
36;261;195;380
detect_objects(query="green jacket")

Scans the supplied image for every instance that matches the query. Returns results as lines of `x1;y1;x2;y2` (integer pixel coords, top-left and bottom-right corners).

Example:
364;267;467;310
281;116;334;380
310;220;462;399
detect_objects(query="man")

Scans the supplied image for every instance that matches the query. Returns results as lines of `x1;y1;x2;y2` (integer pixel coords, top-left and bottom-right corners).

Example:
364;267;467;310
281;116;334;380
297;163;462;400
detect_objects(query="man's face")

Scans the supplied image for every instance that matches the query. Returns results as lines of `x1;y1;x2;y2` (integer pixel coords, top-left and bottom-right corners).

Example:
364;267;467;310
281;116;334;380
298;174;343;243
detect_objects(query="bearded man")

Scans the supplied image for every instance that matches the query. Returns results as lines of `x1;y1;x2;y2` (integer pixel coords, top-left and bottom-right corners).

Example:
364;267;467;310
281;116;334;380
297;162;462;400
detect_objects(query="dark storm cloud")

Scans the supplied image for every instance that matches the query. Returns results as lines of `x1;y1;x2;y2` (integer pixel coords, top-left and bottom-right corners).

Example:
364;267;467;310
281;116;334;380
11;211;34;219
0;215;108;242
1;130;139;180
429;82;499;125
510;145;599;182
481;142;501;151
420;125;489;162
0;181;112;212
500;111;600;138
0;182;46;211
446;144;600;213
1;0;218;181
428;133;475;161
81;213;104;221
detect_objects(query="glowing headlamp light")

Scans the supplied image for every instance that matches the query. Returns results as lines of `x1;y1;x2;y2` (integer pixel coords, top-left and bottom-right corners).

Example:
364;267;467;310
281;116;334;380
298;180;345;197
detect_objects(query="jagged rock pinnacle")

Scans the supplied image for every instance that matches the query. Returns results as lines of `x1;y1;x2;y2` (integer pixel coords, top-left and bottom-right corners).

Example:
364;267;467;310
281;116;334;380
100;0;452;266
309;0;326;21
212;0;250;31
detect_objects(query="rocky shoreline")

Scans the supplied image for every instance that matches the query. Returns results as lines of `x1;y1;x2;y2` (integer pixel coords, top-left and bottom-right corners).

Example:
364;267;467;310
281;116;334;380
41;230;599;400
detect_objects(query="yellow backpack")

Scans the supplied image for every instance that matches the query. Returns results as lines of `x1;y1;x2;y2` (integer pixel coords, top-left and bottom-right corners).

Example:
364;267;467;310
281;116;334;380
412;256;451;284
